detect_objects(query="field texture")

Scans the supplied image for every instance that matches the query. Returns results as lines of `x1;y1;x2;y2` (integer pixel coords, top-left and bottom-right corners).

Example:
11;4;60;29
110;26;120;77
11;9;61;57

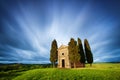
13;63;120;80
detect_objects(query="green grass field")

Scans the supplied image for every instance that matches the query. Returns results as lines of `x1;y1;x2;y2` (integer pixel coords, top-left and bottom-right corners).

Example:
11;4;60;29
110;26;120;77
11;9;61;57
0;63;120;80
12;63;120;80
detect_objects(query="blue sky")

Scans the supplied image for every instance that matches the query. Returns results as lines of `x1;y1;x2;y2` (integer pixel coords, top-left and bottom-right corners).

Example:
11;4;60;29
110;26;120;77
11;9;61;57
0;0;120;64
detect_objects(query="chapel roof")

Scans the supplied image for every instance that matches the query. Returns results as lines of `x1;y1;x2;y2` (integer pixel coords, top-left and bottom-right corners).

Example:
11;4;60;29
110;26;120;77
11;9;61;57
58;45;68;50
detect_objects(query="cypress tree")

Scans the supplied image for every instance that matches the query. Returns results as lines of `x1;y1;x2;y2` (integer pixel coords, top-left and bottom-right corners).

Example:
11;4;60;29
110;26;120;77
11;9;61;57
84;39;93;67
78;38;85;67
50;39;58;68
68;38;80;68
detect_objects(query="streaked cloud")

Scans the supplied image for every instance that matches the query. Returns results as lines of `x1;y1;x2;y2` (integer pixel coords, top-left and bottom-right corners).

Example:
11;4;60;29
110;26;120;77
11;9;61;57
0;0;120;63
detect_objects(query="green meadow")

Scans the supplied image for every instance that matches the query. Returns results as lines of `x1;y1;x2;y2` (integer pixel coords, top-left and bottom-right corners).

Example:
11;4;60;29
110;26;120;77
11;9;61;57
0;63;120;80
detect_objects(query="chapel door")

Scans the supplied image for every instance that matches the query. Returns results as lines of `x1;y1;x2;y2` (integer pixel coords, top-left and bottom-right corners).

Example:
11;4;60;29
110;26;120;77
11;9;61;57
62;59;65;68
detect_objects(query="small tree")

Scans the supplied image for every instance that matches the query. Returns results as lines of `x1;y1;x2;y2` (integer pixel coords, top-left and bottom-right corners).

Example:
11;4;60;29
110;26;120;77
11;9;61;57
78;38;85;67
50;39;58;68
84;39;93;67
68;38;80;68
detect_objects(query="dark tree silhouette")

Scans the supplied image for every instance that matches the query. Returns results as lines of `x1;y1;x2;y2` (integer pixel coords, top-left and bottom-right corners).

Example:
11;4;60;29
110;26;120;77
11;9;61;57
50;39;58;68
84;39;93;67
78;38;85;67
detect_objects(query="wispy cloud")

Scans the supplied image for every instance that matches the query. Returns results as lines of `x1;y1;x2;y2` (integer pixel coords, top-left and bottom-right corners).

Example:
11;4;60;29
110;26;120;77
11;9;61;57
0;0;120;63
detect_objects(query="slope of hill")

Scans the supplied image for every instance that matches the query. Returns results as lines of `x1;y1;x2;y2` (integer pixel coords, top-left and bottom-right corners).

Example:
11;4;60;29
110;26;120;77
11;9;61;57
13;63;120;80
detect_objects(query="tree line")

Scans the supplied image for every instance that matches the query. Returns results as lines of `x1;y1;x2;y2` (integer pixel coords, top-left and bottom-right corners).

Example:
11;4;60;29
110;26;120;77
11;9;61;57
50;38;93;68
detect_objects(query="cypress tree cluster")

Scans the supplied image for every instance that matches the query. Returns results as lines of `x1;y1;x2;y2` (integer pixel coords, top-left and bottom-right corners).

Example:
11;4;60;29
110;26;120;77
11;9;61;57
68;38;93;67
50;38;93;68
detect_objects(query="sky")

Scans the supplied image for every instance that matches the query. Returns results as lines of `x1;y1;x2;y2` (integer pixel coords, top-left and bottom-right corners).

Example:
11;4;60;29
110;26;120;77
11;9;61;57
0;0;120;64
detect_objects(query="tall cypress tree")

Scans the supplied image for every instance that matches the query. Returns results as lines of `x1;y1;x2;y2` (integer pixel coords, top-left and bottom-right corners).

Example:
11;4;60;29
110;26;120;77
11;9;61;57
50;39;58;68
68;38;80;68
84;39;93;67
78;38;85;67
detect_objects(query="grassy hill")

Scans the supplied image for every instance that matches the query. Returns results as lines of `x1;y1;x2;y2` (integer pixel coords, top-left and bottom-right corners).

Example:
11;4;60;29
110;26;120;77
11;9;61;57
0;64;51;80
13;63;120;80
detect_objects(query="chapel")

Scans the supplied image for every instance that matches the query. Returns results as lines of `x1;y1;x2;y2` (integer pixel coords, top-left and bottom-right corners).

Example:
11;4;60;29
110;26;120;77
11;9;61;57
57;45;84;68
